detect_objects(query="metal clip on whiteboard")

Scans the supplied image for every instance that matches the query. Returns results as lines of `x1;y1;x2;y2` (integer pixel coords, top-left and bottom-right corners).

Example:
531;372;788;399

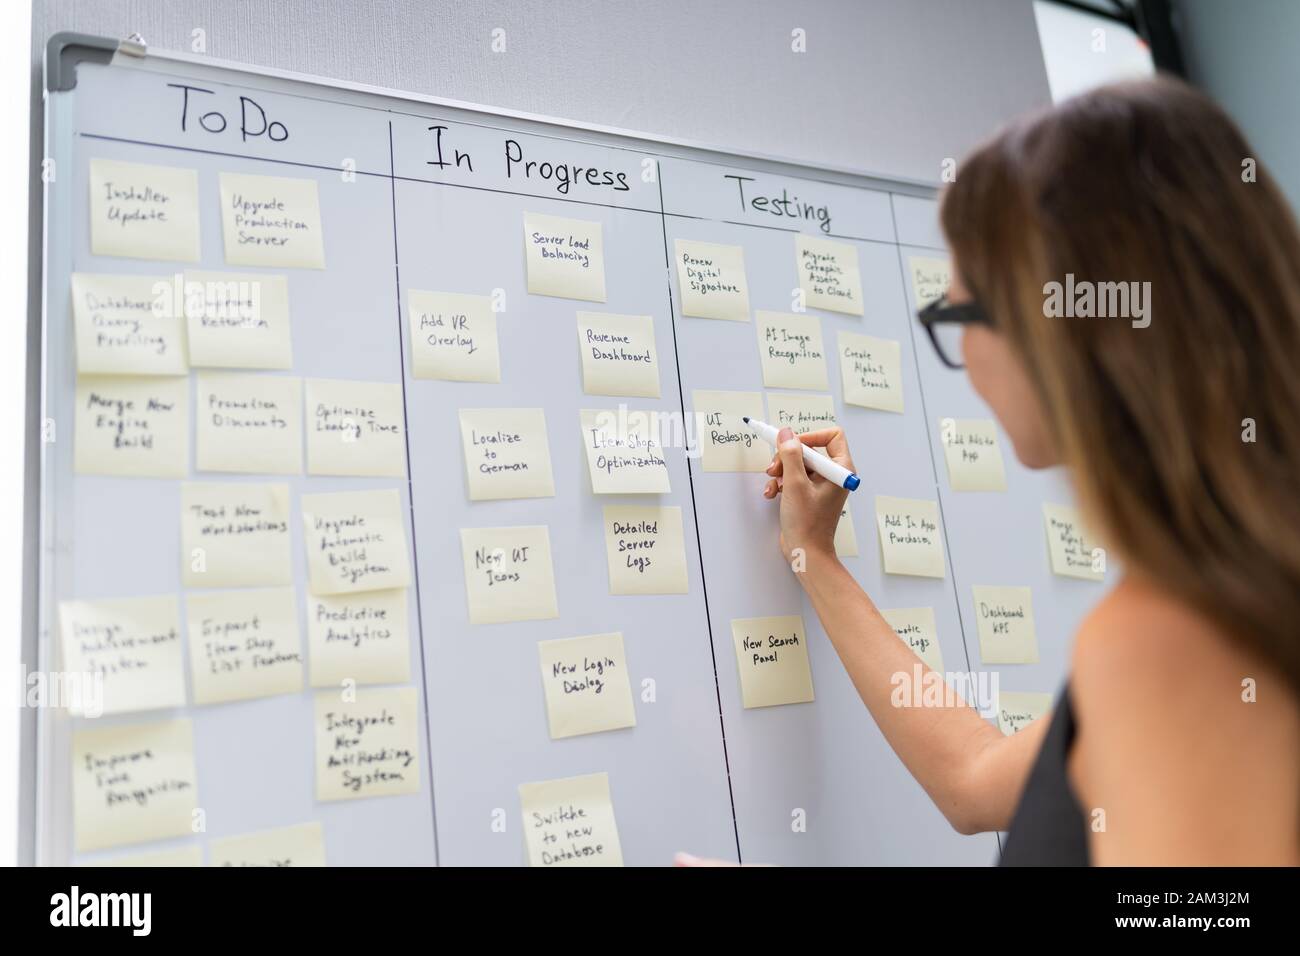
119;33;147;58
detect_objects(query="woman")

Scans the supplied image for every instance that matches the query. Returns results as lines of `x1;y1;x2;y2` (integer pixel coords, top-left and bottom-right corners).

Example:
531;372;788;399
680;77;1300;866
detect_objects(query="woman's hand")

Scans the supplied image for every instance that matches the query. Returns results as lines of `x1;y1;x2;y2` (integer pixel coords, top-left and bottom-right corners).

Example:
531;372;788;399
762;425;856;567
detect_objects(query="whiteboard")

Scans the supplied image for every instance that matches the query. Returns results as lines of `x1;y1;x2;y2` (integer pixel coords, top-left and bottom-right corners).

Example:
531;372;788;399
32;36;1104;865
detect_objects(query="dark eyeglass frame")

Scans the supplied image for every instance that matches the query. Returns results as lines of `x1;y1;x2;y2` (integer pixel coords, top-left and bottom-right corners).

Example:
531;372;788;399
916;295;991;369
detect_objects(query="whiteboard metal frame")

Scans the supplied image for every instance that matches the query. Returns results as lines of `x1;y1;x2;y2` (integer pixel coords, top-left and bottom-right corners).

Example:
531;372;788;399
27;32;947;865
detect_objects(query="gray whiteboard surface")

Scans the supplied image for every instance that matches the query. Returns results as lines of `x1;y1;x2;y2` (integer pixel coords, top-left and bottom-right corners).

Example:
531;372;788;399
33;37;1104;866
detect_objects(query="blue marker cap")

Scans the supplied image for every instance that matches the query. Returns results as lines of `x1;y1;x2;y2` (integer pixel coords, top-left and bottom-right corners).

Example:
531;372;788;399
844;474;860;491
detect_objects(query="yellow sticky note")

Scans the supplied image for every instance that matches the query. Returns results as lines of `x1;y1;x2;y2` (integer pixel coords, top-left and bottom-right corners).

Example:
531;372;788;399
764;392;854;555
1043;503;1105;581
219;172;325;269
692;389;769;472
183;270;293;369
538;632;637;739
766;391;836;433
997;691;1053;735
674;239;750;321
306;378;406;478
602;505;689;595
524;212;605;302
840;332;903;413
731;615;815;708
795;234;863;315
881;607;944;673
58;595;186;716
755;311;829;390
408;290;500;383
186;587;304;705
875;495;946;578
209;822;326;867
833;503;858;558
314;686;420;802
301;489;411;595
83;845;202;867
577;312;660;398
71;273;187;376
89;158;201;263
460;525;558;625
73;718;199;852
196;372;303;474
458;407;555;500
74;375;189;478
940;418;1007;492
579;408;671;494
181;482;292;588
518;772;623;867
307;589;411;688
909;256;951;307
973;585;1038;664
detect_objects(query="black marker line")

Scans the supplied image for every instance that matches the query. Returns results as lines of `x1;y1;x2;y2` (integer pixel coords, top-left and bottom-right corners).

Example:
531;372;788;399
388;119;443;866
654;165;744;864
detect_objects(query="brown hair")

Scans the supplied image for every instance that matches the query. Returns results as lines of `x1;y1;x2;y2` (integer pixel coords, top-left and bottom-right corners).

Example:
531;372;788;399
941;76;1300;698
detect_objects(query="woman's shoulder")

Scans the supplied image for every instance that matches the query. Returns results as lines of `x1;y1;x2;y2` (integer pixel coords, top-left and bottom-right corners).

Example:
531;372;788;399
1066;575;1300;863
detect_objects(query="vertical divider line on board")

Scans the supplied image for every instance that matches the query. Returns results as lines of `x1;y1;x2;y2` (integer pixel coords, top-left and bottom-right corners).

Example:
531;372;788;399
387;119;442;865
653;165;744;863
886;194;973;677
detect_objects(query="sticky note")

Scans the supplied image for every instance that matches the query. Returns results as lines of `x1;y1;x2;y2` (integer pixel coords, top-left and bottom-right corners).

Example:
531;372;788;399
881;607;944;673
518;772;623;867
314;685;420;802
692;389;769;472
1043;503;1105;581
180;482;292;588
602;505;689;595
524;212;605;302
58;595;186;716
72;718;198;852
997;691;1053;735
209;822;326;867
674;239;750;321
833;503;858;558
755;311;829;390
307;589;411;688
458;407;555;500
408;290;500;383
71;273;187;376
973;585;1038;664
875;495;946;578
731;615;815;708
460;525;558;625
306;378;407;478
88;158;200;263
537;632;637;739
579;408;671;494
183;270;293;369
840;332;903;413
909;256;951;307
577;311;660;398
185;587;304;705
74;375;189;478
195;372;303;474
766;391;837;433
763;392;855;555
84;846;202;867
301;489;411;595
940;418;1007;492
219;172;325;269
795;234;863;315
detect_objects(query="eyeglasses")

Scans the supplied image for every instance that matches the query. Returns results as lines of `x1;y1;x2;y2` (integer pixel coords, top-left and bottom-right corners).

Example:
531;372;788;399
916;295;990;369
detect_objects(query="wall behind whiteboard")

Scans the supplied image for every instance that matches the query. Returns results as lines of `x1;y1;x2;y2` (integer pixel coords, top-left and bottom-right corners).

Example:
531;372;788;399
35;0;1052;185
